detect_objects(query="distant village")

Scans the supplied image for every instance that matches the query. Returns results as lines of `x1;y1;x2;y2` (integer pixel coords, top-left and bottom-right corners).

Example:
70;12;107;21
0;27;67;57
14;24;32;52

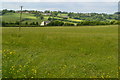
15;10;70;26
1;9;119;27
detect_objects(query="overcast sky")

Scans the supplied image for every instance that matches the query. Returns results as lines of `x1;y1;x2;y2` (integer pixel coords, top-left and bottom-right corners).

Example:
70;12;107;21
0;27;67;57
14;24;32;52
0;0;119;2
1;0;119;14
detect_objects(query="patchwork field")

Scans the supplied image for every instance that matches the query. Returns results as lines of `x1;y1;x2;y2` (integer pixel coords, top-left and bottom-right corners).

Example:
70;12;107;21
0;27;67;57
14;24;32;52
2;25;118;78
2;13;37;23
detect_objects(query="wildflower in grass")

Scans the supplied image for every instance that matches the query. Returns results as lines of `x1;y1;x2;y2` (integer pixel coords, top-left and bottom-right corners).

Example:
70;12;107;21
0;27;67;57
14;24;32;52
3;49;6;52
107;56;112;59
106;75;109;78
19;65;22;68
13;68;15;70
101;75;104;78
11;66;15;68
17;70;19;73
48;72;50;75
83;68;86;71
89;59;92;61
24;75;26;78
102;73;105;75
0;50;2;53
4;55;6;57
10;52;12;55
19;68;22;71
117;72;118;76
64;65;67;67
45;71;47;73
72;73;74;75
32;69;37;74
24;65;26;67
73;65;76;68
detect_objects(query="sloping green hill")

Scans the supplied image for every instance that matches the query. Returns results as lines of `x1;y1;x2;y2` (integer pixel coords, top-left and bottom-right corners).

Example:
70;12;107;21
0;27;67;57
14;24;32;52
1;12;83;24
1;13;46;24
1;13;38;23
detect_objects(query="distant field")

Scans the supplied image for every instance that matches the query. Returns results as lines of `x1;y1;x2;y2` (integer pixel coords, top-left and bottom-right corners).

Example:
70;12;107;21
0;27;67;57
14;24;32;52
58;13;68;16
1;13;83;24
1;13;37;22
68;18;82;22
2;25;118;78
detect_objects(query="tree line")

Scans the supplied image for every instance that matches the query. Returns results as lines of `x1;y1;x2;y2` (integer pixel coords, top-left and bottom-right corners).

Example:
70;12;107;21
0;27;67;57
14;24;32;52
2;21;40;27
47;20;118;26
1;9;119;21
2;20;119;27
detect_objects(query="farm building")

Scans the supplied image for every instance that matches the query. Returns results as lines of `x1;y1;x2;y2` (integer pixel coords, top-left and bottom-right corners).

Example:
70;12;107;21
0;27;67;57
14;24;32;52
16;11;30;13
62;16;69;18
40;21;51;26
42;13;51;15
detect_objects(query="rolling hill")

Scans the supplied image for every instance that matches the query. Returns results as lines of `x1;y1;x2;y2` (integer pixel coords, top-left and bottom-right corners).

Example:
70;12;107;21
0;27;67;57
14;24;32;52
1;12;83;25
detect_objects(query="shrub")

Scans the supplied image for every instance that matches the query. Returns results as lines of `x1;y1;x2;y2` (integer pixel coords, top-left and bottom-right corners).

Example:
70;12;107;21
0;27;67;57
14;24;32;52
64;23;74;26
47;20;64;26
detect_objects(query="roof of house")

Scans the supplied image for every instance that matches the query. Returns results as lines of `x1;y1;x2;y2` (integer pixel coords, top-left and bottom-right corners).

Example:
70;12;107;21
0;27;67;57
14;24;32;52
62;16;69;18
44;21;51;23
43;13;51;15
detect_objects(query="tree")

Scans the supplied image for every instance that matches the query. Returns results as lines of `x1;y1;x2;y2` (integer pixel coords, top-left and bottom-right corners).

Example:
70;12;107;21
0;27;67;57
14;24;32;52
64;23;74;26
2;21;6;26
44;10;51;13
51;11;58;17
2;9;15;15
30;22;36;25
114;12;120;14
58;11;62;13
25;22;28;25
2;9;8;15
15;21;20;25
39;16;44;20
47;20;64;26
9;10;15;13
32;22;35;25
48;17;52;21
36;22;39;25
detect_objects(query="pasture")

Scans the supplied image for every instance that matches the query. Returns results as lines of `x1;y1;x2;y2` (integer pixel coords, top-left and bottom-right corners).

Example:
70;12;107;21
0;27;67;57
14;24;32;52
1;12;83;25
2;25;118;78
2;13;37;23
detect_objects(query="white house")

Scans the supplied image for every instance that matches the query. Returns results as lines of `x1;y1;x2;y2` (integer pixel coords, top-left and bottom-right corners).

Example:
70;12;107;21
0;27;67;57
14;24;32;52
41;21;45;26
42;13;51;15
40;21;51;26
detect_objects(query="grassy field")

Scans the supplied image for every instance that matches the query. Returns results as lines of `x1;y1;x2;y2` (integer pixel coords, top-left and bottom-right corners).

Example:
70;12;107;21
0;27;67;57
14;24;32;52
1;13;37;23
1;13;83;24
2;25;118;78
68;18;82;22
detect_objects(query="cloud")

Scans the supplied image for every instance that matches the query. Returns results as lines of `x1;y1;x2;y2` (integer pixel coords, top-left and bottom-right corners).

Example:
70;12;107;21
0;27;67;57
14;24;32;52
1;2;118;14
0;0;119;2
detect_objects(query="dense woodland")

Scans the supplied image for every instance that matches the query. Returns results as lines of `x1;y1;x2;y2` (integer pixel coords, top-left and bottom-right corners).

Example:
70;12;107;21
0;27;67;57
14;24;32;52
0;9;119;27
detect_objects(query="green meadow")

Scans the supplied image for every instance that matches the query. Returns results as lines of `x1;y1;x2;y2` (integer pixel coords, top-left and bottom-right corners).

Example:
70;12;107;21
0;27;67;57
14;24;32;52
1;13;82;24
2;13;37;22
2;25;118;78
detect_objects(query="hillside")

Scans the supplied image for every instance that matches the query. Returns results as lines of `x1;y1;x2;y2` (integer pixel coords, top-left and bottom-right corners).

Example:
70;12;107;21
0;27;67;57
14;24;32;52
1;12;82;24
1;13;41;23
2;26;118;78
1;9;119;26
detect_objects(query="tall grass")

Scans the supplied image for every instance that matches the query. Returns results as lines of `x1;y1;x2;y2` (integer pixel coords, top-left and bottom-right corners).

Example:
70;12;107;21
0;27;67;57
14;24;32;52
2;25;118;78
